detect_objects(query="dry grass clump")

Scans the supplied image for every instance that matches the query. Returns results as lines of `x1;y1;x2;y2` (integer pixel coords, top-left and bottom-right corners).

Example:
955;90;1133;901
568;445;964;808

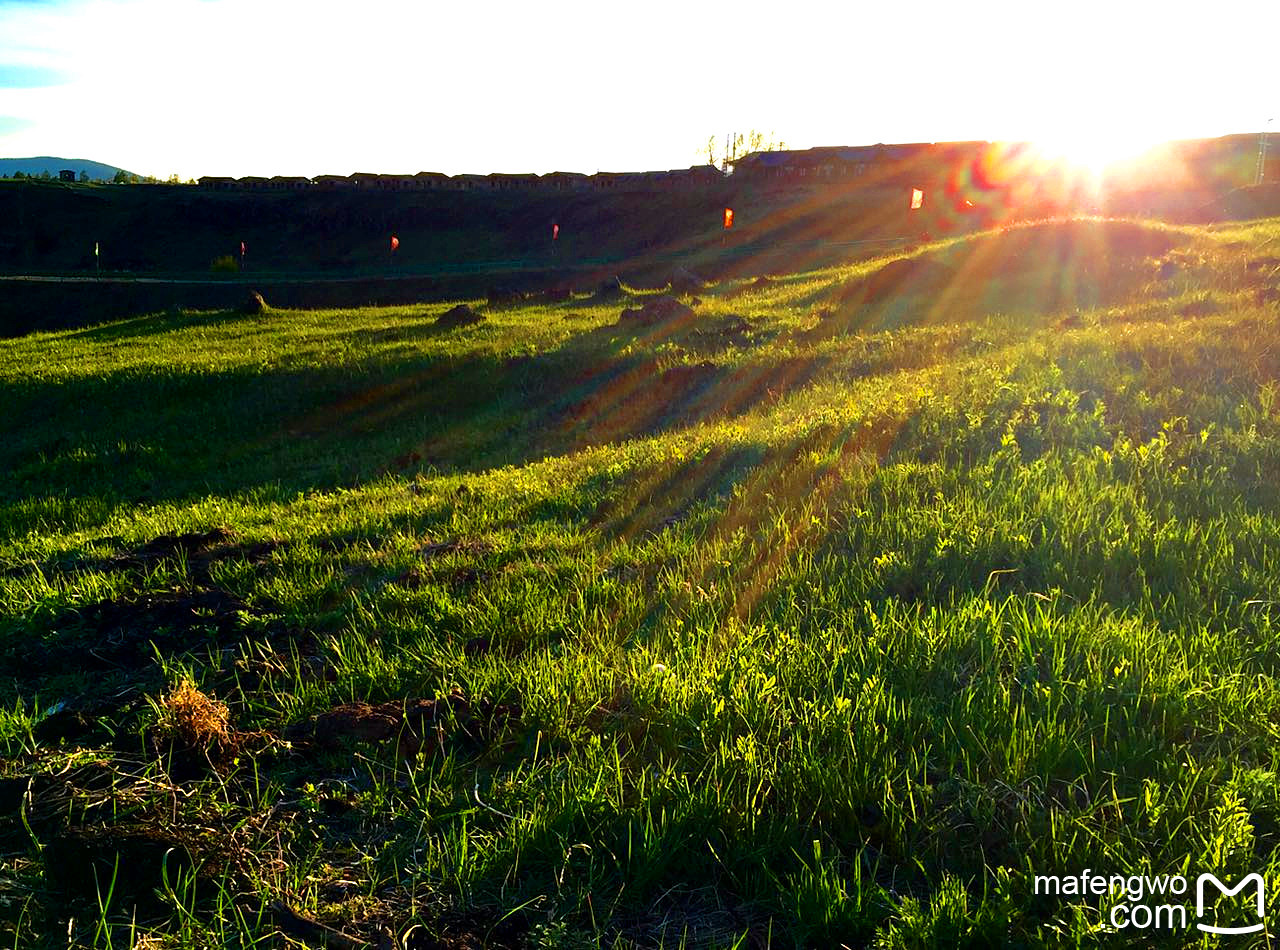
154;678;232;750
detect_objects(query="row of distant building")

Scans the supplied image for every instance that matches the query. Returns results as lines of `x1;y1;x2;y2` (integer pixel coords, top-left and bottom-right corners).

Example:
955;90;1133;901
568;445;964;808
192;136;1276;195
197;164;726;193
194;144;959;193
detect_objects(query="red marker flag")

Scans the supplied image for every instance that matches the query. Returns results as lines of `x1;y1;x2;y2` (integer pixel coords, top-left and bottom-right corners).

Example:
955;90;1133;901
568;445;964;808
240;241;246;256
390;235;400;251
552;223;559;241
910;188;924;210
723;207;734;229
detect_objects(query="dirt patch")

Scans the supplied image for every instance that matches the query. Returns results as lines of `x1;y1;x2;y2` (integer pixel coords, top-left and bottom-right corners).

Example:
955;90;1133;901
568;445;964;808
3;533;287;748
42;529;286;587
14;587;250;676
32;688;148;745
285;689;520;760
0;760;118;843
43;822;219;920
134;533;279;581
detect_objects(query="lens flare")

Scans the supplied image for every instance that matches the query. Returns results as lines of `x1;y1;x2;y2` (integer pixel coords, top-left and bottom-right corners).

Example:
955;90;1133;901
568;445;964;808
1032;126;1161;176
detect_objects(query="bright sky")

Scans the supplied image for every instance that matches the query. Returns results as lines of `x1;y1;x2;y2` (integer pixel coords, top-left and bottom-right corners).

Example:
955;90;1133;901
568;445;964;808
0;0;1275;180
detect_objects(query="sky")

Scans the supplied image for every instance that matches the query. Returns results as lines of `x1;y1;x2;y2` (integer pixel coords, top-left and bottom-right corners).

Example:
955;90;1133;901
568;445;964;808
0;0;1276;180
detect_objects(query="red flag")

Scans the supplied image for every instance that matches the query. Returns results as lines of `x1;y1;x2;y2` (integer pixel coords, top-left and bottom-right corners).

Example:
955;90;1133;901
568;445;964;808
723;207;734;229
552;223;559;241
910;188;924;210
239;241;246;256
390;235;400;251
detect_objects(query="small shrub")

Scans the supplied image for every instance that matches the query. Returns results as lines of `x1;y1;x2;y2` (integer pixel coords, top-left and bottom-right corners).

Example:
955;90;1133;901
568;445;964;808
210;255;239;274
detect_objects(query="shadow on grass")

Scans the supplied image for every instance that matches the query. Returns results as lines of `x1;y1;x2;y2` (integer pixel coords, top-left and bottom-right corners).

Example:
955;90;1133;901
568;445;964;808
0;304;832;537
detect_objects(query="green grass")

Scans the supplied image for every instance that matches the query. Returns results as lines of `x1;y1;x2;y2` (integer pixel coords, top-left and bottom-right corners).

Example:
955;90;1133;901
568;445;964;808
3;217;1280;947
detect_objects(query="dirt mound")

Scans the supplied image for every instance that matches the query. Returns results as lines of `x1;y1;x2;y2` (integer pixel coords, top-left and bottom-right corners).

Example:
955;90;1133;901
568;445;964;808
592;276;627;302
486;287;524;307
619;295;695;327
435;304;485;328
240;290;268;314
669;266;710;295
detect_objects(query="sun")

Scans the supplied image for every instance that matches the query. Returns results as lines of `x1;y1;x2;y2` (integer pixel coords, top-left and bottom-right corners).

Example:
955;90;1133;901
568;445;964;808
1032;125;1162;177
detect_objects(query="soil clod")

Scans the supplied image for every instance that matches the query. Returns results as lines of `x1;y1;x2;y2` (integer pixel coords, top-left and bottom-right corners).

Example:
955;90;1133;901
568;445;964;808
435;304;484;328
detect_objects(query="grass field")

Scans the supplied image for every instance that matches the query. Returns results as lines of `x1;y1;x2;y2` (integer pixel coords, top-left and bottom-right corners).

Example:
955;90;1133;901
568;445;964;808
3;216;1280;948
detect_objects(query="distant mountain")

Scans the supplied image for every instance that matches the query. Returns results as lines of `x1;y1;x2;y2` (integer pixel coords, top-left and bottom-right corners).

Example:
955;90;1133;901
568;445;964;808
0;157;139;181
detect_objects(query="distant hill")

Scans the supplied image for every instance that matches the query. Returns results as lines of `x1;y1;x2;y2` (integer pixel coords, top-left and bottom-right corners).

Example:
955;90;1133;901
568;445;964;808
0;157;138;181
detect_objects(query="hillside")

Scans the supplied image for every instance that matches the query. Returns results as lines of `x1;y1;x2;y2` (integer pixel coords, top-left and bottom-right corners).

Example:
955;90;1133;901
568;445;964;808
0;177;912;279
2;217;1280;947
0;156;137;181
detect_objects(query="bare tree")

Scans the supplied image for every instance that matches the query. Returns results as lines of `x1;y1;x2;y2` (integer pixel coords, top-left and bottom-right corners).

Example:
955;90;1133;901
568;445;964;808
698;130;787;171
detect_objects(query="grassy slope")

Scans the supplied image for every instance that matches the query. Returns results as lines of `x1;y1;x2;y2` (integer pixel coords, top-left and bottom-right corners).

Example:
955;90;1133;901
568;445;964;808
2;218;1280;947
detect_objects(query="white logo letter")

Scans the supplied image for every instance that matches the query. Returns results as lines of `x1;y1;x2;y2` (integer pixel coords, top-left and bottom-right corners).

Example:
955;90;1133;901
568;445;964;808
1196;873;1265;935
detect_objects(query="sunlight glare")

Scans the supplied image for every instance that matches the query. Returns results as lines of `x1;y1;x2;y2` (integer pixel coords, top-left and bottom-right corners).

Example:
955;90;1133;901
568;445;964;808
1033;123;1162;176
